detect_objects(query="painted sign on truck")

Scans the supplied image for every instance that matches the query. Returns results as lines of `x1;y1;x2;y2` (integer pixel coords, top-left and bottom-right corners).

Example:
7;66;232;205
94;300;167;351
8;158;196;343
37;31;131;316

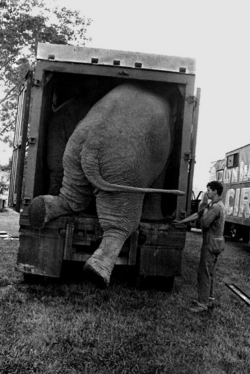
210;143;250;241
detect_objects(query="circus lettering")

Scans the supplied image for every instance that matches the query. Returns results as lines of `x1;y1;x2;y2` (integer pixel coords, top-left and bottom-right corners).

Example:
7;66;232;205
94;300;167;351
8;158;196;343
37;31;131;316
225;187;250;219
224;163;250;184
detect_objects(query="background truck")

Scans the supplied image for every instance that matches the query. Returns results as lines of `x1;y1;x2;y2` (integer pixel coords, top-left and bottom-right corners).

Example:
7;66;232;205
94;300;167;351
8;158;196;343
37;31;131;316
209;143;250;242
9;43;200;289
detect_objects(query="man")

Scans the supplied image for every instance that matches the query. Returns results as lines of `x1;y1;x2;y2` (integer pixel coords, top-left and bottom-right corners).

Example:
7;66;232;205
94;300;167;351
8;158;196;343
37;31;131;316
175;181;225;313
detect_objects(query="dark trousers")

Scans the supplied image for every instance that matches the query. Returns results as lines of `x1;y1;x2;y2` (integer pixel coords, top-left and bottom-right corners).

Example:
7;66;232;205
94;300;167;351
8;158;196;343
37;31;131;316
197;245;218;305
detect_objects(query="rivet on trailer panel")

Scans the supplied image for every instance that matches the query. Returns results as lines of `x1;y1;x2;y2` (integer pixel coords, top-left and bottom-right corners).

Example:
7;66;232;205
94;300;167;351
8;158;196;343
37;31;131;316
179;67;186;73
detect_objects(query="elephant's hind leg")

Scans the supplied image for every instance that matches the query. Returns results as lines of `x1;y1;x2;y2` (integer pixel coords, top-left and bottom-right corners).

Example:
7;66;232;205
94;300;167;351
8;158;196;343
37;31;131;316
84;236;125;287
84;191;144;286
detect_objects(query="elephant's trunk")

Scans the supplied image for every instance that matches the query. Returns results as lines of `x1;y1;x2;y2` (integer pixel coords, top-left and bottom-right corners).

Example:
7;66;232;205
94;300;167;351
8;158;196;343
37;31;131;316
81;149;185;196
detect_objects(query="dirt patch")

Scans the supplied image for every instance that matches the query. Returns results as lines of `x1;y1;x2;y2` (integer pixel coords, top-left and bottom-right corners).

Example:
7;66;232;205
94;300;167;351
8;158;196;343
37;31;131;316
0;208;20;237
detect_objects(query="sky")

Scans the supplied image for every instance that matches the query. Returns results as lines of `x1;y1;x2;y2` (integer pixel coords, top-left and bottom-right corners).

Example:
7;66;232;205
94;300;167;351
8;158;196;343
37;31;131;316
1;0;250;195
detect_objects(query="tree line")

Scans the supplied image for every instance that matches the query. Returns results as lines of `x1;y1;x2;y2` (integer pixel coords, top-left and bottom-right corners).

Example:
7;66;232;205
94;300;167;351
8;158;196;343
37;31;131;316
0;0;92;144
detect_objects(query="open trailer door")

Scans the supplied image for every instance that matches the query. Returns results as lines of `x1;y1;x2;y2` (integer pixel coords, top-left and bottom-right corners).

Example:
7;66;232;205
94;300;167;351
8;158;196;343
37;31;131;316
8;71;32;212
185;87;201;215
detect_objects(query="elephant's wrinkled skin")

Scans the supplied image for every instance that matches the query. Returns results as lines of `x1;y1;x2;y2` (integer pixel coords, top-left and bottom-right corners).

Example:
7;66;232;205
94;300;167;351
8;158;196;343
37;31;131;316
47;79;119;195
29;82;184;286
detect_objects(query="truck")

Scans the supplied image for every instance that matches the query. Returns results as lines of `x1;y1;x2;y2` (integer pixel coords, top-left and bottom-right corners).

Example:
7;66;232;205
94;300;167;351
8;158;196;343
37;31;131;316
8;43;200;289
187;190;204;231
209;144;250;242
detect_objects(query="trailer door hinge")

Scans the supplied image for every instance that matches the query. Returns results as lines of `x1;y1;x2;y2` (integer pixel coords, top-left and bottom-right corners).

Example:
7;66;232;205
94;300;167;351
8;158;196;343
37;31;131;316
28;137;36;144
184;152;192;161
33;79;41;87
187;96;197;105
23;198;31;205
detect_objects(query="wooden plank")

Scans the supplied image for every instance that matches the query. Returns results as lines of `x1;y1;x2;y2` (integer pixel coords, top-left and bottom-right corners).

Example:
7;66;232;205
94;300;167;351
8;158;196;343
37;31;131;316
17;227;64;277
128;231;139;266
69;252;128;265
23;73;44;200
185;88;201;215
139;245;183;277
63;222;74;260
37;60;194;86
15;72;33;212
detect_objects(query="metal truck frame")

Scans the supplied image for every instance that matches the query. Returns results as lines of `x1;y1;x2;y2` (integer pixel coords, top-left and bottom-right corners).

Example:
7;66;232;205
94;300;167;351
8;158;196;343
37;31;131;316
210;143;250;242
9;43;200;288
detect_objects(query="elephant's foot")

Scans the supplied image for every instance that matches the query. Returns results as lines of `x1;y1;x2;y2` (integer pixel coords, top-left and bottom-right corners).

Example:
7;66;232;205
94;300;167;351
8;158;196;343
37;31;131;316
28;195;73;229
84;236;125;287
84;257;111;288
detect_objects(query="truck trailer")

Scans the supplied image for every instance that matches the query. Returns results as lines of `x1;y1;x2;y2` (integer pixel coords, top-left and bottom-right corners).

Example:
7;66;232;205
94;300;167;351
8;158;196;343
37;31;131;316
9;43;200;289
209;143;250;242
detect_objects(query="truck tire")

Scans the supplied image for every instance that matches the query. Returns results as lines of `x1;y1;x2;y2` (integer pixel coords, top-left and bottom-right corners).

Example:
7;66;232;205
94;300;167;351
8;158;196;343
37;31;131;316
230;224;238;240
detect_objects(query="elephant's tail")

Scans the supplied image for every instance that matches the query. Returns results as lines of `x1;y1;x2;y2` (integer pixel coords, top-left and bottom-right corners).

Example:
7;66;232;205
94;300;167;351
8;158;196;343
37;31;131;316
82;152;185;196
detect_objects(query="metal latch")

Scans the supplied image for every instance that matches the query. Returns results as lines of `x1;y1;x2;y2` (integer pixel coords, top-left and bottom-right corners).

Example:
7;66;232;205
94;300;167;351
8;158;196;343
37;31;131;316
28;137;36;145
33;79;41;87
23;198;31;205
184;152;192;161
187;96;197;105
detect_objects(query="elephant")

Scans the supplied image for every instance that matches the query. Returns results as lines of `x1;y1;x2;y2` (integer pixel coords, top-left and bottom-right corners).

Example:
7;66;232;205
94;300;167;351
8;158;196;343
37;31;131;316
29;81;185;287
47;78;120;195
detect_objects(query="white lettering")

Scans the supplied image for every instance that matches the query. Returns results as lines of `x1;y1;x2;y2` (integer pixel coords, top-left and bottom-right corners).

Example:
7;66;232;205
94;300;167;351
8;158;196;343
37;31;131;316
239;161;244;182
233;188;240;216
224;187;250;219
244;164;248;181
225;189;235;216
224;168;232;184
247;164;250;180
217;170;224;182
232;167;239;183
238;188;250;219
210;166;217;181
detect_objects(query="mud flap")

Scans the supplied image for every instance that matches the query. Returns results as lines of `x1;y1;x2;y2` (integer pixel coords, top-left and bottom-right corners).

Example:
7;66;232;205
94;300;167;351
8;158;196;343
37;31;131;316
16;226;64;278
138;221;186;278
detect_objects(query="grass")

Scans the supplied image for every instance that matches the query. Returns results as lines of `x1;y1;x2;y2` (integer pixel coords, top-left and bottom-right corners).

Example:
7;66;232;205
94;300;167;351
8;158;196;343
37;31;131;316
1;209;250;373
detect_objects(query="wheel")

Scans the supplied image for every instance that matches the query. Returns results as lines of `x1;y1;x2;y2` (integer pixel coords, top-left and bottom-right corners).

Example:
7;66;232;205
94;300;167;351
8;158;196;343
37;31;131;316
230;224;238;240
